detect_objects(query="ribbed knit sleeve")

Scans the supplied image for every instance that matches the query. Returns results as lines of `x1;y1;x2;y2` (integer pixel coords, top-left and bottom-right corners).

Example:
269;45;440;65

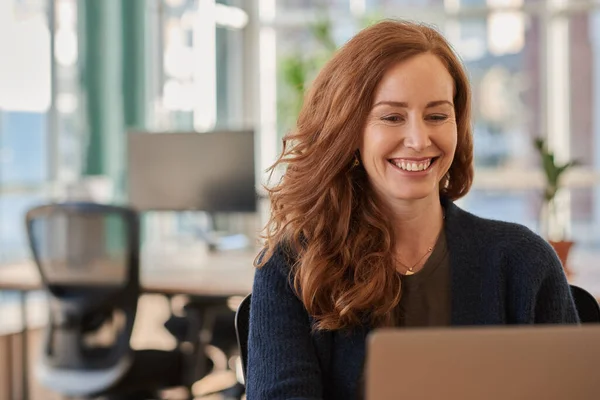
530;239;580;324
495;222;580;324
444;200;580;326
246;247;324;400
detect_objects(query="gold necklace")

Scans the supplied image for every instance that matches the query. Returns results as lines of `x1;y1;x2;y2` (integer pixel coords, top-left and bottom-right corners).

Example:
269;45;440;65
397;245;434;276
396;212;445;276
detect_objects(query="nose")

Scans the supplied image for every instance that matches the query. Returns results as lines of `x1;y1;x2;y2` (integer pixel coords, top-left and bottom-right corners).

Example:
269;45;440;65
404;119;432;152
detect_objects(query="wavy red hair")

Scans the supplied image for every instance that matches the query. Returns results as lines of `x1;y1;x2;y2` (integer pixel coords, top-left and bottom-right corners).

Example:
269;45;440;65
257;20;474;330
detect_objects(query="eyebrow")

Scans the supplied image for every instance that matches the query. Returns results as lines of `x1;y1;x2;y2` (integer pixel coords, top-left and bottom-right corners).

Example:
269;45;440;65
373;100;454;109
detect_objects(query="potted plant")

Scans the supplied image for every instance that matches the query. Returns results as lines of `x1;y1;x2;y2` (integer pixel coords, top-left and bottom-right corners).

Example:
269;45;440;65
533;137;578;277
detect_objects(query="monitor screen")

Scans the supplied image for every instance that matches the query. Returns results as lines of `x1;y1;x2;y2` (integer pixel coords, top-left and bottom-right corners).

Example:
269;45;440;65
127;130;257;212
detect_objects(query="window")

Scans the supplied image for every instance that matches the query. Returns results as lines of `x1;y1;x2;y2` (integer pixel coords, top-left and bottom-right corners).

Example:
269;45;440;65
258;0;600;284
0;0;52;264
54;0;84;182
566;9;600;245
148;0;249;132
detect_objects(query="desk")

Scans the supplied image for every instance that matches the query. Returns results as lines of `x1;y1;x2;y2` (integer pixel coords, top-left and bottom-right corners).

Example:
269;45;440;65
0;249;257;400
0;249;257;297
1;247;600;299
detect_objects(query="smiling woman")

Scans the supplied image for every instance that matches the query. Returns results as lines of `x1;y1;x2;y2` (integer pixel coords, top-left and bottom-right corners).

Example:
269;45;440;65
247;19;579;400
361;54;458;207
360;53;460;277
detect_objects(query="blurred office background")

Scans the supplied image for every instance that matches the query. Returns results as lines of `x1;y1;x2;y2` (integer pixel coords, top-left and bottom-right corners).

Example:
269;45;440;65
0;0;599;397
1;0;600;265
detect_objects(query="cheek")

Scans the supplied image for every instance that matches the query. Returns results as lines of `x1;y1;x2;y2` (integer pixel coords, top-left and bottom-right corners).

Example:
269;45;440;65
362;125;394;158
360;128;390;182
447;135;458;157
438;129;458;167
436;124;457;149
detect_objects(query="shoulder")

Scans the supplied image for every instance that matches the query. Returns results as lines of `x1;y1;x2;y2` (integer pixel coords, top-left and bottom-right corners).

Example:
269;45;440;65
253;243;298;295
444;201;577;323
447;201;562;278
250;243;316;336
447;200;551;251
463;207;550;250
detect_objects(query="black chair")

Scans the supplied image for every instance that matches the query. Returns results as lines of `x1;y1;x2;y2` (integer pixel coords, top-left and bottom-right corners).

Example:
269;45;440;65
26;203;193;399
570;284;600;323
182;297;246;399
235;293;251;383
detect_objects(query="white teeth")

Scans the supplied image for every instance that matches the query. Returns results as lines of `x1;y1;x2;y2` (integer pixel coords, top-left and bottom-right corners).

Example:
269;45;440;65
392;159;432;171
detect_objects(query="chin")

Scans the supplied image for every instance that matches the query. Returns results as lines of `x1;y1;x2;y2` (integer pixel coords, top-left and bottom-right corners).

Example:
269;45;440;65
389;182;440;201
395;193;433;202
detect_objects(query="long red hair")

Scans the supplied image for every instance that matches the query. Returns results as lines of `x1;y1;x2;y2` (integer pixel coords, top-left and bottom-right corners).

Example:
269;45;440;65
257;20;474;330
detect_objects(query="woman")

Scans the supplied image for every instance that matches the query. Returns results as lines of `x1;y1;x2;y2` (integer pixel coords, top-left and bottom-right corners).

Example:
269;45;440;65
247;20;578;400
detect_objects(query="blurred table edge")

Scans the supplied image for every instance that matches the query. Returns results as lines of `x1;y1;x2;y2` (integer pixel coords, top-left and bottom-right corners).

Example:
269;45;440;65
0;249;257;298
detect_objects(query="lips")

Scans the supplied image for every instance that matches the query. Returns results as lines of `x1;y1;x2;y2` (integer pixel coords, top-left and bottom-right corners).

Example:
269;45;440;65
388;157;439;172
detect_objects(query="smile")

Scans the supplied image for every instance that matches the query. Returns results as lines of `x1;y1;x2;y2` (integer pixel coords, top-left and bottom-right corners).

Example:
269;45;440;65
388;157;438;172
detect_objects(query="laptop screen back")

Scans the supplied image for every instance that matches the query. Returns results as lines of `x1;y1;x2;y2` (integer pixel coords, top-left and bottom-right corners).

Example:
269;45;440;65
366;326;600;400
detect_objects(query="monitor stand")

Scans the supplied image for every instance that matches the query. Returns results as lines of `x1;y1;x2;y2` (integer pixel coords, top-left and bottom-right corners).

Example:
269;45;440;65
192;212;250;252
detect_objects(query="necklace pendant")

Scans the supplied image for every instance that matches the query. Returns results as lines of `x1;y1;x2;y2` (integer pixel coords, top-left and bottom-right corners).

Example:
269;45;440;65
405;269;415;276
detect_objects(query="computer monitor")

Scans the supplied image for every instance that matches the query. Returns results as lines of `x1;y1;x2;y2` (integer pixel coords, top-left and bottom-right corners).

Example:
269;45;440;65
127;130;257;212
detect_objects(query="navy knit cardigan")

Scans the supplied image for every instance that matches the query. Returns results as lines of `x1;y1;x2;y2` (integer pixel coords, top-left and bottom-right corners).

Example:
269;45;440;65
246;200;579;400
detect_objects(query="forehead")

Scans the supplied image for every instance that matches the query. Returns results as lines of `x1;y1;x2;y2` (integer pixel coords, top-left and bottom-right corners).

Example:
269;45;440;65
374;53;455;103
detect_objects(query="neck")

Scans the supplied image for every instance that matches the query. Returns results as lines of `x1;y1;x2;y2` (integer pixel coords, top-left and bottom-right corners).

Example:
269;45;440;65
386;194;445;261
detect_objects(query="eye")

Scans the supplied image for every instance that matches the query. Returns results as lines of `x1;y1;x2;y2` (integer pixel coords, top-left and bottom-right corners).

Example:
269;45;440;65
427;114;448;122
381;115;404;123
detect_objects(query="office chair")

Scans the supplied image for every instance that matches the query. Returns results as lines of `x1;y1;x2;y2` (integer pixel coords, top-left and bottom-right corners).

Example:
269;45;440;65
570;284;600;323
234;293;251;382
172;297;246;399
26;203;194;399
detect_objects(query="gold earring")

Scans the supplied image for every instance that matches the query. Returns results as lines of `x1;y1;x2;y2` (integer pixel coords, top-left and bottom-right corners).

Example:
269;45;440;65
443;172;450;188
352;155;360;168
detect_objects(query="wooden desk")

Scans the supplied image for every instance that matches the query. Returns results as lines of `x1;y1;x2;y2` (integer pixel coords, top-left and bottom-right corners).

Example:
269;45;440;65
0;248;257;297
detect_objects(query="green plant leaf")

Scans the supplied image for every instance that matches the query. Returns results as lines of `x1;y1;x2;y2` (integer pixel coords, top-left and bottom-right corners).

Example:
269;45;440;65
310;18;337;53
532;137;578;202
281;56;308;93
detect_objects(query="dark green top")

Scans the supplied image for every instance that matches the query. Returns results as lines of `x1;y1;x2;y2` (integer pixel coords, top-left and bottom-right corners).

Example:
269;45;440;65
395;229;451;327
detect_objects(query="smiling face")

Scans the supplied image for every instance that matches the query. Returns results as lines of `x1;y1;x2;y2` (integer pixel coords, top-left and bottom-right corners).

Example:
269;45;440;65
360;52;458;209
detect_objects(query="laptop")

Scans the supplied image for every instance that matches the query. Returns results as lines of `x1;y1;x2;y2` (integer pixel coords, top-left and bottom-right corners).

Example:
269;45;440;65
365;326;600;400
